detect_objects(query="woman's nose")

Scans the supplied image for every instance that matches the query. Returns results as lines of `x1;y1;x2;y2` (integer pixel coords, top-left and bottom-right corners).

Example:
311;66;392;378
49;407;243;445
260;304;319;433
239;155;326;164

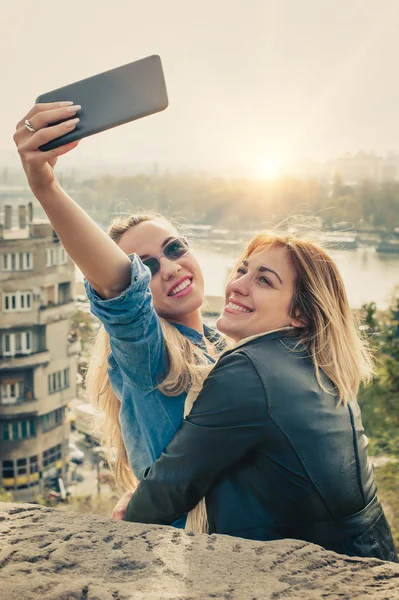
160;257;181;279
229;275;250;296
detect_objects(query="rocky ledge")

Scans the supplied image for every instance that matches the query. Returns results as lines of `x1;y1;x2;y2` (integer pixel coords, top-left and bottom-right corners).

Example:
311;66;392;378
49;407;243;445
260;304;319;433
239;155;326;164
1;502;399;600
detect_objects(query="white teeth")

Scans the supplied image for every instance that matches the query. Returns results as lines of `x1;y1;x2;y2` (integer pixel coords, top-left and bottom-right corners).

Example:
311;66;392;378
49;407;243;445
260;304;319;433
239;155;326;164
170;278;191;296
227;302;251;313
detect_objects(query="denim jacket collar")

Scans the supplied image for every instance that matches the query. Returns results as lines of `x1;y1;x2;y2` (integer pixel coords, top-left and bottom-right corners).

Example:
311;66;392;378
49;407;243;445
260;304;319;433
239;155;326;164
172;322;226;353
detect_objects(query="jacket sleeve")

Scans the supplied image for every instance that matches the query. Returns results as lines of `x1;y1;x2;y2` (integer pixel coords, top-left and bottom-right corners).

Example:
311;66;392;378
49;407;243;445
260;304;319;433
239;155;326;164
124;351;267;524
84;254;166;390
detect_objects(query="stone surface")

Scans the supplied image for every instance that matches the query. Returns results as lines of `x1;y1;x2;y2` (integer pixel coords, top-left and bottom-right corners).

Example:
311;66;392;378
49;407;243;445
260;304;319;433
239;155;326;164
1;502;399;600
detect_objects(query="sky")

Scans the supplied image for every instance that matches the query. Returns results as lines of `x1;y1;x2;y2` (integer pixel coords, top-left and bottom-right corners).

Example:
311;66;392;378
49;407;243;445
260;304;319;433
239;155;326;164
2;0;399;176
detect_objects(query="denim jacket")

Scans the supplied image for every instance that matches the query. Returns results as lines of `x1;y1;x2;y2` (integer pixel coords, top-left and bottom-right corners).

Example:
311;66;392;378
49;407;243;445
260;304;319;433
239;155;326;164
84;254;220;479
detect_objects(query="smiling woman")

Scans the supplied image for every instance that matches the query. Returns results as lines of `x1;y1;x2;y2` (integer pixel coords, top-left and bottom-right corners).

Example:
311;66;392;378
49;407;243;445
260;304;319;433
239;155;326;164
124;230;398;563
218;231;370;401
13;102;225;516
84;213;223;495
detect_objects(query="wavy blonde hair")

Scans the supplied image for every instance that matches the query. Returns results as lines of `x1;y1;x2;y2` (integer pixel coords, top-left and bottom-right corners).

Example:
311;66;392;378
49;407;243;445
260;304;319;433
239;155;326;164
231;233;374;404
85;212;215;491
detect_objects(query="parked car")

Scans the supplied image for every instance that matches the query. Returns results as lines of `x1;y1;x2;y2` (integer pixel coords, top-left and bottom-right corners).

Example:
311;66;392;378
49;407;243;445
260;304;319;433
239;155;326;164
69;442;85;465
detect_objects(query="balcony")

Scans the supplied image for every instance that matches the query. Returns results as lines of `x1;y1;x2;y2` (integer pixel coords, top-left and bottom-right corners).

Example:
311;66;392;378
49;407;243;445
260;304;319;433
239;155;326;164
0;393;37;417
38;300;76;325
1;308;37;329
0;350;50;370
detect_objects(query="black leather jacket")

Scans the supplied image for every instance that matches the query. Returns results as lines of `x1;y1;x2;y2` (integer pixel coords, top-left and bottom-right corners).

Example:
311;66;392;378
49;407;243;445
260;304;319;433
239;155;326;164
125;331;397;560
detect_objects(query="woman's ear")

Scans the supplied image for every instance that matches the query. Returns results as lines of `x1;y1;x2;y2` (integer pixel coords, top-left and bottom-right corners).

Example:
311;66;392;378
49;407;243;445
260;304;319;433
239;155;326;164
290;309;308;329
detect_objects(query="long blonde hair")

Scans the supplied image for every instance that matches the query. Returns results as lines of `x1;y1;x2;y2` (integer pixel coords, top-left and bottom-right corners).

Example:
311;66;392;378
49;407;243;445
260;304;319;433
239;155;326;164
232;233;374;404
85;212;214;491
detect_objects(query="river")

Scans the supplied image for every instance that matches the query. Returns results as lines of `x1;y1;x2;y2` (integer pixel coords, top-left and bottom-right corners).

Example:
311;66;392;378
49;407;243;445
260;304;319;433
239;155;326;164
76;243;399;310
193;243;399;310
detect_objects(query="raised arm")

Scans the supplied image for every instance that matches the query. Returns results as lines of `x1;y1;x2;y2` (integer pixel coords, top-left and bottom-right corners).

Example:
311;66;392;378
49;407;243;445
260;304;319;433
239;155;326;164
14;102;131;299
124;351;267;525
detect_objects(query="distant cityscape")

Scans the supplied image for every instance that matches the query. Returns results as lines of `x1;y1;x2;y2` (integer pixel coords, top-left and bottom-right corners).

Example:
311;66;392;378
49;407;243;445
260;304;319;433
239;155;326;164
2;150;399;184
284;151;399;184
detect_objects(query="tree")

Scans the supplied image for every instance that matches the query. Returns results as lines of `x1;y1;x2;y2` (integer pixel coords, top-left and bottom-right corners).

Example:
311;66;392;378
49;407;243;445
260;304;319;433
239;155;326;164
0;488;13;502
70;309;98;356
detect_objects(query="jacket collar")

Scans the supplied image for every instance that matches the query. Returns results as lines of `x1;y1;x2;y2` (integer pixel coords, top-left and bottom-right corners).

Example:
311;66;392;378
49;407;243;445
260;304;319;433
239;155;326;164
234;326;295;349
172;322;292;354
224;326;296;355
172;322;226;351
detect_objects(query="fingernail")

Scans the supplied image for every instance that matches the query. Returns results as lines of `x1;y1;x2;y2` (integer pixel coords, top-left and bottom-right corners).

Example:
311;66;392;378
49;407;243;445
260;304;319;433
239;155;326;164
66;118;80;128
60;101;74;106
67;104;81;113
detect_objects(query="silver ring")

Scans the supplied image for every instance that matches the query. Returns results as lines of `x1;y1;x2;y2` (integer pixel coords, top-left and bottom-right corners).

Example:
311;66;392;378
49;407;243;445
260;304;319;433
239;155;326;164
24;119;37;133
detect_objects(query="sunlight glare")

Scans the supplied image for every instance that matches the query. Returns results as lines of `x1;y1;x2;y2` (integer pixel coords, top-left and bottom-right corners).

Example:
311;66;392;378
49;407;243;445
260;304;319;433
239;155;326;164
258;156;281;180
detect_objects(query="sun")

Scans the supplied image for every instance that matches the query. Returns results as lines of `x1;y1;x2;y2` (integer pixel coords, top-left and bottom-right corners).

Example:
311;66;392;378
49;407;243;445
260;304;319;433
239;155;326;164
258;156;281;180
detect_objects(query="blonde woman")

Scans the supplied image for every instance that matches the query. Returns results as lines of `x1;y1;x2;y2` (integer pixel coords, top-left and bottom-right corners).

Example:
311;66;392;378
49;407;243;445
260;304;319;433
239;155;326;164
124;232;398;562
14;103;223;524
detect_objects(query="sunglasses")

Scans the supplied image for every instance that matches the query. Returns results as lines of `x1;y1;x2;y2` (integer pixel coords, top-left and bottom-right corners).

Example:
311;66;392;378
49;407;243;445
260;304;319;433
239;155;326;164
141;237;190;277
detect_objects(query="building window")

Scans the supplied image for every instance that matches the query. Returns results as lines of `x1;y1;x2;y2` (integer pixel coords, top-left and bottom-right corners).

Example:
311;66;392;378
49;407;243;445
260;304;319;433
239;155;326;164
21;421;27;438
30;455;38;474
46;248;57;267
0;381;25;404
43;444;62;468
41;408;64;432
1;455;39;489
46;246;68;267
2;252;33;272
2;419;36;441
3;292;32;312
3;331;32;357
41;413;49;431
58;247;68;265
58;282;71;304
42;285;56;306
11;422;18;440
46;248;56;267
4;294;16;311
2;460;14;479
48;368;70;394
16;458;27;476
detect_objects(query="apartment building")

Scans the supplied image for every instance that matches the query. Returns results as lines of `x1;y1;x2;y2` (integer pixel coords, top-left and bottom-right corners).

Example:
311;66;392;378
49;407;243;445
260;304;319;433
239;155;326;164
0;203;79;500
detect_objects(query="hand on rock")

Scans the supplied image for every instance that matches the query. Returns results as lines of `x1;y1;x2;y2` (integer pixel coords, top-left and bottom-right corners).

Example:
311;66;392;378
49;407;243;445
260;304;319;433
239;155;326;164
111;490;135;520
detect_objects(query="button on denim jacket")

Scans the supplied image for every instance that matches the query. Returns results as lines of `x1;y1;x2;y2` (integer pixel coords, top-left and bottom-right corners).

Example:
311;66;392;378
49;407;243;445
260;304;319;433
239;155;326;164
84;254;219;479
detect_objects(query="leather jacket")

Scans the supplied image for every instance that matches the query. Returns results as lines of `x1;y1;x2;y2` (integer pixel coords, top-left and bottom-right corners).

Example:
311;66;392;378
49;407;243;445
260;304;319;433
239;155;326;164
125;331;397;561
